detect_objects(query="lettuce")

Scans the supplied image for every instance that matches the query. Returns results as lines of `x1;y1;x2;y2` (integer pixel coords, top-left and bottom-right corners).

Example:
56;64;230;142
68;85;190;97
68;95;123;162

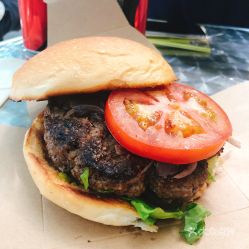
126;198;210;244
207;156;218;183
80;167;90;190
180;203;210;244
58;172;70;182
128;198;183;225
207;169;216;182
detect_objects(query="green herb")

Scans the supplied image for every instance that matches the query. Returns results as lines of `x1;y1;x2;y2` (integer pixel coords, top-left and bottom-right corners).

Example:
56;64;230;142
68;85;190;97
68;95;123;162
180;203;210;244
148;37;211;54
126;198;210;244
80;167;90;190
58;172;70;183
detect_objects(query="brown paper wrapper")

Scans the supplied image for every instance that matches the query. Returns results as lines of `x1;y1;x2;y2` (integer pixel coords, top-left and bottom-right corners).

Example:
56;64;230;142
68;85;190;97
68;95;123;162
1;82;249;248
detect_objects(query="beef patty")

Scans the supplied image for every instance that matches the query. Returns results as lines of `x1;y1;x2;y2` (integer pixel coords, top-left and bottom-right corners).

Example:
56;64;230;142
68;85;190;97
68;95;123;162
43;94;209;201
43;96;151;197
149;160;208;205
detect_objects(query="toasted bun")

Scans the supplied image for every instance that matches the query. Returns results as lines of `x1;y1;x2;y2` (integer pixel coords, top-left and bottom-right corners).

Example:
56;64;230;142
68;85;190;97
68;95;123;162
23;113;157;232
11;36;176;101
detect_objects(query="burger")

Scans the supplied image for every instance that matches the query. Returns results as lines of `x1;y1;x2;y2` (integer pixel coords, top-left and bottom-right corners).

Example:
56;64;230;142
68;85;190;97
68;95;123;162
10;37;232;243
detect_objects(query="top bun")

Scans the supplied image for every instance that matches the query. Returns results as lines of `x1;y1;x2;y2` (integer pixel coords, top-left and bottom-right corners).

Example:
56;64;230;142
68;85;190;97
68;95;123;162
11;36;176;101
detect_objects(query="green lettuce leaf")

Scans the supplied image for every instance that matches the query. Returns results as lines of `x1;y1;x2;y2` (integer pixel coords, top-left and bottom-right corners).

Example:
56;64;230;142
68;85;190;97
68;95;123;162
58;172;70;183
207;169;215;182
127;198;183;225
126;198;210;244
180;203;211;244
207;156;218;183
80;167;90;190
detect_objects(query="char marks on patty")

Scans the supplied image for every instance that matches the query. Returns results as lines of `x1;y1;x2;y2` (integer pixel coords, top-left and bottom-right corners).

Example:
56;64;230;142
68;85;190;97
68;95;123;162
43;95;151;197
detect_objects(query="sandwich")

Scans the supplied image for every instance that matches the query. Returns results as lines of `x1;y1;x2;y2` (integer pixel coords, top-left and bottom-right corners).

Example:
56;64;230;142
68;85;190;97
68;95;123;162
10;37;232;244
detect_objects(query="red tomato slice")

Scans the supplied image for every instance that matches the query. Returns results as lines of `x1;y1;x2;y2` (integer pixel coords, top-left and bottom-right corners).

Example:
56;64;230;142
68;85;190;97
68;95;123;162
105;83;232;164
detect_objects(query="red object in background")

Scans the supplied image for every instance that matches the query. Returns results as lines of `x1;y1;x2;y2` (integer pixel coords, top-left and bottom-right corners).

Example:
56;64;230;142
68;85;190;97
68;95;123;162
18;0;47;50
134;0;148;34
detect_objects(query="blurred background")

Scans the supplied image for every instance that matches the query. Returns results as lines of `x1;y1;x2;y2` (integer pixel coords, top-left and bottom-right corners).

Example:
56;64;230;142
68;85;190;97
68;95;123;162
1;0;249;41
0;0;20;40
148;0;249;31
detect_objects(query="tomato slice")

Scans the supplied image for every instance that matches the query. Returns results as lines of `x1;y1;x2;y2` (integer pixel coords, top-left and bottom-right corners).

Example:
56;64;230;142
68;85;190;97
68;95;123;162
105;83;232;164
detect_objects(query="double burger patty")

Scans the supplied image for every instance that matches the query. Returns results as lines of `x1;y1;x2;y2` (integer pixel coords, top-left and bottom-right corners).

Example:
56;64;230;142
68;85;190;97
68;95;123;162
43;95;208;201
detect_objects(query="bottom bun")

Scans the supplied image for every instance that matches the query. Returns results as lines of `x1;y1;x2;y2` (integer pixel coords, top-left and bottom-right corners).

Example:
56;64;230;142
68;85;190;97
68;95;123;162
23;113;158;232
